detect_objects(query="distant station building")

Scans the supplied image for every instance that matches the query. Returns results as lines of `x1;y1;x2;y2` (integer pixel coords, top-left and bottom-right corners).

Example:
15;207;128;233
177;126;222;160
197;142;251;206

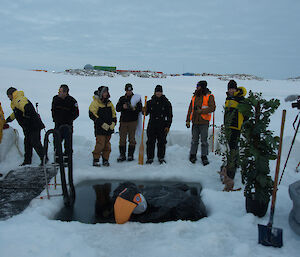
84;64;94;70
83;64;116;72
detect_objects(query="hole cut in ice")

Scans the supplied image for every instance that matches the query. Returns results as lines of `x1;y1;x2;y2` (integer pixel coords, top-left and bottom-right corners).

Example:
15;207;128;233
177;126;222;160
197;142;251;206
54;179;207;224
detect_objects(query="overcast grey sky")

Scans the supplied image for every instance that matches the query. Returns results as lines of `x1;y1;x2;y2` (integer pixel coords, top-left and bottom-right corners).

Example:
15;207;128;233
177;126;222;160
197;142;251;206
1;0;300;79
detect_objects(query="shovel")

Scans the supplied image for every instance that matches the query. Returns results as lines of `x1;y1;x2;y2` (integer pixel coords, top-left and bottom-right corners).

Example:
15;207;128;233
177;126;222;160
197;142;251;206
258;110;286;248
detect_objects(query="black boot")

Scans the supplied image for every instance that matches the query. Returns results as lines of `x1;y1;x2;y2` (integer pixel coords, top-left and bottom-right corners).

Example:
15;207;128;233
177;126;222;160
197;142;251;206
189;154;197;164
146;159;153;164
102;158;110;167
127;145;135;161
39;157;49;167
20;160;31;166
201;155;209;166
159;158;166;164
117;146;126;162
93;159;101;167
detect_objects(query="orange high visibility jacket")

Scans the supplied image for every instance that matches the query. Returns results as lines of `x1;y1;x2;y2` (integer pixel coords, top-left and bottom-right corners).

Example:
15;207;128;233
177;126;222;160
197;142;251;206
189;94;214;121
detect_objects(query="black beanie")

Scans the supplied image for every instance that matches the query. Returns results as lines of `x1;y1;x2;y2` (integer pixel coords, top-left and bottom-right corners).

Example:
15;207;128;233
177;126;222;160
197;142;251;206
155;85;163;93
197;80;207;89
7;87;17;96
125;83;133;91
228;80;237;90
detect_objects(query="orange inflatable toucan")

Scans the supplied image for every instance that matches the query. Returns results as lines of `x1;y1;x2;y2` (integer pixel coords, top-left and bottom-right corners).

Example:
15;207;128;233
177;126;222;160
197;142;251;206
114;187;147;224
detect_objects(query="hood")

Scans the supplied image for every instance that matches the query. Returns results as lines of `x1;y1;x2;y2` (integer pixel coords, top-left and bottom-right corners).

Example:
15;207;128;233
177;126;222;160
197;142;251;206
98;86;110;99
234;87;247;97
12;90;25;99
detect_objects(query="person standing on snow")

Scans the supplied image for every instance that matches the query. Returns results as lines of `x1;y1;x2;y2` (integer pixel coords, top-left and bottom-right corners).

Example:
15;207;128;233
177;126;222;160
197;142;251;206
145;85;173;164
51;84;79;164
116;83;142;162
223;80;247;181
186;81;216;165
5;87;45;166
89;86;116;167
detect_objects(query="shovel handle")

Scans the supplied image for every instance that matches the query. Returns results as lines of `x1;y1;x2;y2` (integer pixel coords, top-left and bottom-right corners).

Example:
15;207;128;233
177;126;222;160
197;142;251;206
268;110;286;226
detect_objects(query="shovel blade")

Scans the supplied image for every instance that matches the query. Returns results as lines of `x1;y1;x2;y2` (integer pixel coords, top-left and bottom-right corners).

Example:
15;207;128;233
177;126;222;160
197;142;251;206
258;224;283;248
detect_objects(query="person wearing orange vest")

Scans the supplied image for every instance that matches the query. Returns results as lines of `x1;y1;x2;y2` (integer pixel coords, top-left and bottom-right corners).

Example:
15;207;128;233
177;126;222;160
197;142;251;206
186;81;216;165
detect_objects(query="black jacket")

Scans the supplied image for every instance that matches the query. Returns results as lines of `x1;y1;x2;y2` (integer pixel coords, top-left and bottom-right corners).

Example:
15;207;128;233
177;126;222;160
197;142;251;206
146;95;173;128
51;95;79;127
116;94;142;122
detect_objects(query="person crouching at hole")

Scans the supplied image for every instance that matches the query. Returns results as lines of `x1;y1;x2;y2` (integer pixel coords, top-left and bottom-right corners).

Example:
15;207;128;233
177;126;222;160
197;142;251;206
89;86;116;167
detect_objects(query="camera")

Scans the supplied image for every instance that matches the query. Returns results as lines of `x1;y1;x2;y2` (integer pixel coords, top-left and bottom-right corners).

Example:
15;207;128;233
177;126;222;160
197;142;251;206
292;96;300;109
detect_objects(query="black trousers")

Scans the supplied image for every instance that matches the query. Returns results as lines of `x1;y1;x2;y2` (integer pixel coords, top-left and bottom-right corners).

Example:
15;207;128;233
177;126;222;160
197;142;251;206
146;125;167;159
54;125;73;156
225;128;241;179
23;129;44;163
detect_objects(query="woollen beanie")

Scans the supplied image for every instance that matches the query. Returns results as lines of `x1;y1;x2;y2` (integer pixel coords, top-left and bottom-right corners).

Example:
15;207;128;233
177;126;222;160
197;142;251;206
227;80;237;90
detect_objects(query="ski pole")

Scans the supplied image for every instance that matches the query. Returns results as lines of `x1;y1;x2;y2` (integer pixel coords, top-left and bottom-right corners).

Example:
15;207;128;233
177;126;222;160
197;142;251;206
36;102;47;134
278;114;300;185
296;161;300;172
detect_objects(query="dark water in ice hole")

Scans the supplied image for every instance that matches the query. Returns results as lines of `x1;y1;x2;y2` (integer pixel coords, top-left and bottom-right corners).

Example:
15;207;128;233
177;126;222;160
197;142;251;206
54;179;204;224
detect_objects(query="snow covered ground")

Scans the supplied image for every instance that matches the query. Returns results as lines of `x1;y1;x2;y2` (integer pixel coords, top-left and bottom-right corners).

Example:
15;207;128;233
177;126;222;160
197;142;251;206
0;67;299;257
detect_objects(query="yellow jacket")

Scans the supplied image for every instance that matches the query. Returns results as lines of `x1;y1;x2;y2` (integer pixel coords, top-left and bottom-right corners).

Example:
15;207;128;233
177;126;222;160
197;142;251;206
224;87;247;130
7;90;45;131
89;96;117;135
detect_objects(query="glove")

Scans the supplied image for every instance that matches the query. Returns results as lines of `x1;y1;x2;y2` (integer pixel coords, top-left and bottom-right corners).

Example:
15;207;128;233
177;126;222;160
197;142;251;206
164;127;169;134
109;122;115;130
101;123;110;131
186;121;190;128
5;117;12;123
142;106;146;114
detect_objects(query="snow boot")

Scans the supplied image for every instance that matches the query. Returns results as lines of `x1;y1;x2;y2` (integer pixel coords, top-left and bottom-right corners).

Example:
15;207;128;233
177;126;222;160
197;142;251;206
20;160;31;166
159;158;166;164
39;157;49;167
146;159;153;164
93;159;101;167
189;154;197;164
201;155;209;166
102;158;110;167
127;145;135;161
117;146;126;162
